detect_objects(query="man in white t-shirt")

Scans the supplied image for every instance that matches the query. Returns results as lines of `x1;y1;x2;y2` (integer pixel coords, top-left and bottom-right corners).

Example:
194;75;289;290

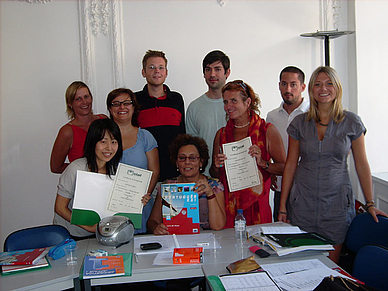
266;66;309;221
186;50;230;176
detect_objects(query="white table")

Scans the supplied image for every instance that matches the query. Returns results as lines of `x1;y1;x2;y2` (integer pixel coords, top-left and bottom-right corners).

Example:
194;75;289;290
83;228;337;290
1;227;339;291
0;239;89;291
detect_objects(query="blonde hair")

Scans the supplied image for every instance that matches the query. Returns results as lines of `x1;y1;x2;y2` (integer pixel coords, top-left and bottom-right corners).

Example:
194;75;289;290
307;66;344;124
65;81;93;119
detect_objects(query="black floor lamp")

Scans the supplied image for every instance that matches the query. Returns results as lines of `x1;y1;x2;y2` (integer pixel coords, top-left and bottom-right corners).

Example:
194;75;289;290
300;30;355;66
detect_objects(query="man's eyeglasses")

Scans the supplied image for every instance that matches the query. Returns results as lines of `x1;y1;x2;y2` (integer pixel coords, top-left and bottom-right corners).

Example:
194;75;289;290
111;100;133;107
148;65;166;71
177;156;200;162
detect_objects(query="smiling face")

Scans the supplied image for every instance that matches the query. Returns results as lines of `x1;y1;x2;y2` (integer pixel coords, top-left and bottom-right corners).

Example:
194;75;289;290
312;72;337;105
142;57;168;87
279;72;306;106
109;93;133;124
70;87;93;117
176;145;203;182
204;61;230;91
223;90;251;121
95;131;119;170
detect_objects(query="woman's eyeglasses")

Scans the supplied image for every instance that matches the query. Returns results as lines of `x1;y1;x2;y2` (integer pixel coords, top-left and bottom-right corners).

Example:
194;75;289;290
177;156;200;162
111;100;133;107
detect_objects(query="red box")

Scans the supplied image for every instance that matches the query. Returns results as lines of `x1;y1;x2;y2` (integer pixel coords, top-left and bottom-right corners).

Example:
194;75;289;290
173;247;203;264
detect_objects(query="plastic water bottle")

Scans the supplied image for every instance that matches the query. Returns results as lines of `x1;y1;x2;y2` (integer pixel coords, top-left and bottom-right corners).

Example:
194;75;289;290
235;209;246;240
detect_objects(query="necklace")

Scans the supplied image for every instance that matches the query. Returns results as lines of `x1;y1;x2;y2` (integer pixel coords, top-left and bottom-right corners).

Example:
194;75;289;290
318;121;329;127
234;121;250;128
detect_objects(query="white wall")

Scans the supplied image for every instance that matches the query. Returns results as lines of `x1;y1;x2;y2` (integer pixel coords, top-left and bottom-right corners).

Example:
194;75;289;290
355;0;388;173
0;0;363;247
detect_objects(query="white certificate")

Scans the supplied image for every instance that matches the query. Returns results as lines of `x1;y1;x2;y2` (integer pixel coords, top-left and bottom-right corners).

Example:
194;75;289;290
223;136;260;192
107;163;152;213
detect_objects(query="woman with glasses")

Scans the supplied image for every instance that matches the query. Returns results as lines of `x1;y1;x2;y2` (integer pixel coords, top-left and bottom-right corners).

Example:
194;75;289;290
50;81;107;174
106;88;160;234
210;80;286;228
147;134;226;234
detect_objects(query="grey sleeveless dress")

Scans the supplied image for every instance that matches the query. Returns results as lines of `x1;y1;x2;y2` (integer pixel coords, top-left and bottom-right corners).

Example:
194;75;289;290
287;111;366;244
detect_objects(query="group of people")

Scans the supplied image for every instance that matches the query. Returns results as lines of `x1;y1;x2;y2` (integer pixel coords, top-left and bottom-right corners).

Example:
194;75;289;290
51;49;387;264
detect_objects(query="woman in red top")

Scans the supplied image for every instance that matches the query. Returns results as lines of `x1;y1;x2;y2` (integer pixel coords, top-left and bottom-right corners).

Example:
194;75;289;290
210;80;286;227
50;81;107;173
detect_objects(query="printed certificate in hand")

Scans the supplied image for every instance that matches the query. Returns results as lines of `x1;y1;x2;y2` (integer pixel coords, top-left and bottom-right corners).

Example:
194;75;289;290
107;163;152;213
223;137;260;192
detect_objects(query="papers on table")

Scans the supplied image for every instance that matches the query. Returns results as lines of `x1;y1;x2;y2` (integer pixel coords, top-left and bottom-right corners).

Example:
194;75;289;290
223;137;261;192
134;233;220;255
247;221;302;237
107;163;152;213
220;272;280;291
249;224;334;256
134;233;221;265
260;259;356;291
260;226;303;235
213;258;356;291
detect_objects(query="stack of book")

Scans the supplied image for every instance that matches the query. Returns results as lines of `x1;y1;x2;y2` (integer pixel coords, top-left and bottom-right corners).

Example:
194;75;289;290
0;248;49;275
252;226;335;256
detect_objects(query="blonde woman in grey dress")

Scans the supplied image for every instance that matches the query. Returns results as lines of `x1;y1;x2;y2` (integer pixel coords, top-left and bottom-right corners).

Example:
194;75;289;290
278;66;387;263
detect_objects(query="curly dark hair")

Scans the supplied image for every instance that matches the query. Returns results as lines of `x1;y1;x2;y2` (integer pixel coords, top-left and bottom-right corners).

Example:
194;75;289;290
169;134;210;173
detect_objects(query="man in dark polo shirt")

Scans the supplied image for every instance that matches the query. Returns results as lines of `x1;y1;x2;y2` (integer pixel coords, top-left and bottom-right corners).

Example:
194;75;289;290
135;50;185;181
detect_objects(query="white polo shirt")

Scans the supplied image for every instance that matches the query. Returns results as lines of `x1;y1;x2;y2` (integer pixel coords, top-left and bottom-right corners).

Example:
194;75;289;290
266;97;310;191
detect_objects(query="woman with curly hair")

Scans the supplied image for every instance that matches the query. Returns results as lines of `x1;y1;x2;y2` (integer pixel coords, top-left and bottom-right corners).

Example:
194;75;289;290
147;134;226;234
211;80;286;228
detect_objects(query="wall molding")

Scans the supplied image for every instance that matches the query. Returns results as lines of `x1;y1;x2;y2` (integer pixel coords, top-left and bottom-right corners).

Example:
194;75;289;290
320;0;341;31
111;0;126;87
18;0;52;3
218;0;226;7
77;0;125;91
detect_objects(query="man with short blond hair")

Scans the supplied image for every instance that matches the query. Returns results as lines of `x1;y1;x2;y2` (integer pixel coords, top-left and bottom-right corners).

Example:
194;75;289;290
136;50;185;181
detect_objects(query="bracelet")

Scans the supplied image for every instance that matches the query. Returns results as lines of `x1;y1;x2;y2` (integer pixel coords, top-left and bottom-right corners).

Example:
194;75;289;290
362;201;375;211
278;211;287;215
262;162;270;170
206;193;216;200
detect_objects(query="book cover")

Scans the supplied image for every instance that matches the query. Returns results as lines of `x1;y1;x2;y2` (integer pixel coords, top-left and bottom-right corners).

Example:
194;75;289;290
162;183;200;235
1;257;50;275
264;232;335;248
173;247;203;264
0;248;48;266
83;255;125;279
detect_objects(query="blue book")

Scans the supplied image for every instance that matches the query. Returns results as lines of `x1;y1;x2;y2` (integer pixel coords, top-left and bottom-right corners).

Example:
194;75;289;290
83;255;125;279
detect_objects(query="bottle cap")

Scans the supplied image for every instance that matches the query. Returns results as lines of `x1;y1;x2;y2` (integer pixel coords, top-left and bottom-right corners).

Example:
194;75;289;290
237;209;243;214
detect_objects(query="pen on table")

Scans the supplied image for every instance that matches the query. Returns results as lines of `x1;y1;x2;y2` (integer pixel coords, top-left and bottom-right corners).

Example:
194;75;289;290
173;234;180;248
246;231;249;242
134;253;138;263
